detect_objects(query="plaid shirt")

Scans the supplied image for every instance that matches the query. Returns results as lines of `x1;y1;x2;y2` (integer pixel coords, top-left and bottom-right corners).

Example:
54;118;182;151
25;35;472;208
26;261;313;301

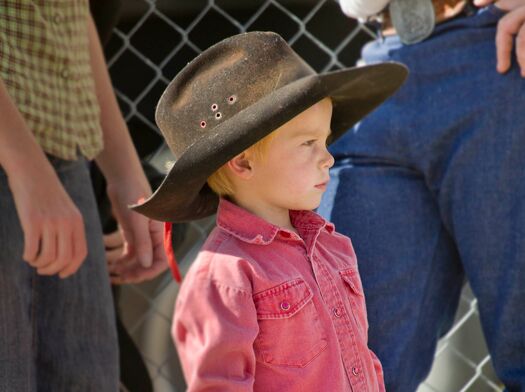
0;0;103;160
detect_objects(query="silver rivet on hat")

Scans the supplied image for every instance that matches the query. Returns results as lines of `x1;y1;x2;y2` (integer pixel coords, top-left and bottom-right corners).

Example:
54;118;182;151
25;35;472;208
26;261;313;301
227;95;237;104
215;112;222;120
211;103;218;111
200;120;207;128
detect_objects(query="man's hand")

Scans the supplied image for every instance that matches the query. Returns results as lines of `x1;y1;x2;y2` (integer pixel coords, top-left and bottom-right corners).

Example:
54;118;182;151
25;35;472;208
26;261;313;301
474;0;525;76
0;78;88;279
8;158;87;278
104;220;168;285
107;182;154;269
104;181;168;284
104;230;125;264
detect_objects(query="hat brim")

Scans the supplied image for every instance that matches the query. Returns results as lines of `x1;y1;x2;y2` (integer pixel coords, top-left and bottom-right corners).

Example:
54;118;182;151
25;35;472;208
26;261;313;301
131;62;408;222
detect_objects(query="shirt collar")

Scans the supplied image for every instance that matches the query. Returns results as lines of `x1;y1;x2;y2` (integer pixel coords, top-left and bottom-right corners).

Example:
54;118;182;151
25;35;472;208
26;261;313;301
216;198;334;245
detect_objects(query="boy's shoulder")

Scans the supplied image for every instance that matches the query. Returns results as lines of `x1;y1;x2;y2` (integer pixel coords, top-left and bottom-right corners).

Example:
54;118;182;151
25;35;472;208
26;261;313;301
181;225;270;295
325;229;358;263
309;216;359;269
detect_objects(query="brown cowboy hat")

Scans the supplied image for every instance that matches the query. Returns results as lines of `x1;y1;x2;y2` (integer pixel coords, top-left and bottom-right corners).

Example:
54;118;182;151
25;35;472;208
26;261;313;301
131;31;408;222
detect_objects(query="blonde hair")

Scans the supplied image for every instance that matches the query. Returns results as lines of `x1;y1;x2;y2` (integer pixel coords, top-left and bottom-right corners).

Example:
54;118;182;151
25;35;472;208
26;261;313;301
207;131;276;196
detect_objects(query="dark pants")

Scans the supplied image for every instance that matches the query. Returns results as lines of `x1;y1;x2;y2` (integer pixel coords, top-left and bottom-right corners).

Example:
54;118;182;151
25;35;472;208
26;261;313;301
0;156;118;391
319;5;525;391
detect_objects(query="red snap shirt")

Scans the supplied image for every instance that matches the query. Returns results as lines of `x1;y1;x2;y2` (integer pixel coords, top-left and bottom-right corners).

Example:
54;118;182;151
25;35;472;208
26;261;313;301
173;198;385;391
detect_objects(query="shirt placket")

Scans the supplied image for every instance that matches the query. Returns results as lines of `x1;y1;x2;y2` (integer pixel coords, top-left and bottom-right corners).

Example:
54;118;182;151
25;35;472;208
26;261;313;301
304;230;369;392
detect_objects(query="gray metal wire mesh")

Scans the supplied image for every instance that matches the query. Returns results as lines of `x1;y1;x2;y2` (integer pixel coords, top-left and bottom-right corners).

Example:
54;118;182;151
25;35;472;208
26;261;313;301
108;1;504;390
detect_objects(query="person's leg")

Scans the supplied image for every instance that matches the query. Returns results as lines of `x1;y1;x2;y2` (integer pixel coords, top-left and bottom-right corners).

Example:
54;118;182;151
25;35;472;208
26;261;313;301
321;6;524;390
411;6;525;389
0;170;37;391
438;127;525;392
319;160;464;391
34;157;119;392
435;53;525;392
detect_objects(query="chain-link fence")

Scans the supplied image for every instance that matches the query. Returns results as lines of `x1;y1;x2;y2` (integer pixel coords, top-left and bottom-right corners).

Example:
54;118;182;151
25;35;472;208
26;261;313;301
107;1;505;391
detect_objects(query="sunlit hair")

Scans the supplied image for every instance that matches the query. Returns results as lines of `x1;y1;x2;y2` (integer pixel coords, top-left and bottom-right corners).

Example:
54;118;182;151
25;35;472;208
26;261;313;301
207;131;276;196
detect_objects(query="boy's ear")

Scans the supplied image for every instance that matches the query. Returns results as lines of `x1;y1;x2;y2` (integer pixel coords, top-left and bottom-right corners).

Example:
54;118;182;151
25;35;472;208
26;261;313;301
226;151;253;180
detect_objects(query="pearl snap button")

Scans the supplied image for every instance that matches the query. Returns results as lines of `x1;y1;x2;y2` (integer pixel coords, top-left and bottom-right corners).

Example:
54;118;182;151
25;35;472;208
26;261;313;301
352;367;359;376
333;307;342;318
280;301;290;311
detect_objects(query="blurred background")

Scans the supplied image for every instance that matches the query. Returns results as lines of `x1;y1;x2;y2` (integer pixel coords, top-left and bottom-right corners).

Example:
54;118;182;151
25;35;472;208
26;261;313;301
101;1;504;391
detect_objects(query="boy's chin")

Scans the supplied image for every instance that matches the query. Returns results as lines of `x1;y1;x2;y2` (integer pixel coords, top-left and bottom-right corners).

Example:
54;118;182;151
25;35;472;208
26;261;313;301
289;199;322;212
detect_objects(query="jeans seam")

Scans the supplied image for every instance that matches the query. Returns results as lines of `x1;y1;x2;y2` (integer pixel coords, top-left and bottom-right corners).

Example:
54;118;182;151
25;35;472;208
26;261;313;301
30;271;37;389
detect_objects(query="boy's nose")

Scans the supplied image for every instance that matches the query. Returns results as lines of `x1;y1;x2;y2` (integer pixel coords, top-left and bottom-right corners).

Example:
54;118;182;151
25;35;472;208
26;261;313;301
321;149;335;169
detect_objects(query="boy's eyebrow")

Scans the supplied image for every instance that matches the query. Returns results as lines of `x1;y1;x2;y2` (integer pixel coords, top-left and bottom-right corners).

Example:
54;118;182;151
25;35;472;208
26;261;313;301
291;128;332;138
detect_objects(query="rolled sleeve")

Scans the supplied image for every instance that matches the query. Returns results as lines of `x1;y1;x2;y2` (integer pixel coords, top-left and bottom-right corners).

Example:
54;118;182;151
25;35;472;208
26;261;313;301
173;279;259;392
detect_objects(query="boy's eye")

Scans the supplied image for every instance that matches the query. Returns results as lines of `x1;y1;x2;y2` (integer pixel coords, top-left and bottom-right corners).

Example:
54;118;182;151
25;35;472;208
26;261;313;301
303;139;316;146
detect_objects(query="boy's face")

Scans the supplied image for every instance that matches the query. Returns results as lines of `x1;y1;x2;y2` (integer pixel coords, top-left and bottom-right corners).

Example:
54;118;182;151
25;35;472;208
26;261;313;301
248;97;334;212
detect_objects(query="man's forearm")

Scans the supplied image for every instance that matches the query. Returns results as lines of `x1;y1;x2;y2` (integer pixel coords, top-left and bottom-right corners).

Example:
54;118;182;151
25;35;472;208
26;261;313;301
338;0;390;19
87;13;145;185
0;78;51;177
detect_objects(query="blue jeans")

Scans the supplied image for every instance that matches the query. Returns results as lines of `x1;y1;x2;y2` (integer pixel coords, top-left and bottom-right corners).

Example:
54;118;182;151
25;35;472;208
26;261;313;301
0;156;118;391
319;5;525;391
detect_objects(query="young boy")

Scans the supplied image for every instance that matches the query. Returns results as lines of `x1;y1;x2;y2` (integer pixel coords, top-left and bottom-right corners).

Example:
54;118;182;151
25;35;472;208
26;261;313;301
132;31;407;391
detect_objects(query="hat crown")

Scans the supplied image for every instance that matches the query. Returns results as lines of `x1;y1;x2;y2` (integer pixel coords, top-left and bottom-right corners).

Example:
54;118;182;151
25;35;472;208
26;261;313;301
155;32;316;158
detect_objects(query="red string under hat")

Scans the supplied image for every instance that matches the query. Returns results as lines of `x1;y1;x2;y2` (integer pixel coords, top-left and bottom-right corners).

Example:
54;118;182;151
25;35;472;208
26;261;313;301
164;222;182;283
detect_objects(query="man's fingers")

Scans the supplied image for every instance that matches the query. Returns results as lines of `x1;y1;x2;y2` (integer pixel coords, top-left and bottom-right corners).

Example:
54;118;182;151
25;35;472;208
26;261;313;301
517;22;525;75
106;247;124;264
109;242;169;283
54;225;73;275
496;30;513;73
106;234;150;275
22;223;40;263
496;5;525;73
37;262;61;276
150;219;167;258
59;217;87;279
110;221;169;284
32;225;57;268
107;256;140;276
104;230;125;264
34;226;62;275
127;218;153;268
104;230;123;249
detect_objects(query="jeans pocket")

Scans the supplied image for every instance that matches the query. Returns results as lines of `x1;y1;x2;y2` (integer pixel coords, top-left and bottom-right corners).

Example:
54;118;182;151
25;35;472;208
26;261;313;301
253;278;328;368
340;268;369;338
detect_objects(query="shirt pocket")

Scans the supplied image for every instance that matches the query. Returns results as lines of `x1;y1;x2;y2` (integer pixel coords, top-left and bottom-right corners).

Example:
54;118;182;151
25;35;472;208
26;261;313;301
253;278;328;368
340;268;369;339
